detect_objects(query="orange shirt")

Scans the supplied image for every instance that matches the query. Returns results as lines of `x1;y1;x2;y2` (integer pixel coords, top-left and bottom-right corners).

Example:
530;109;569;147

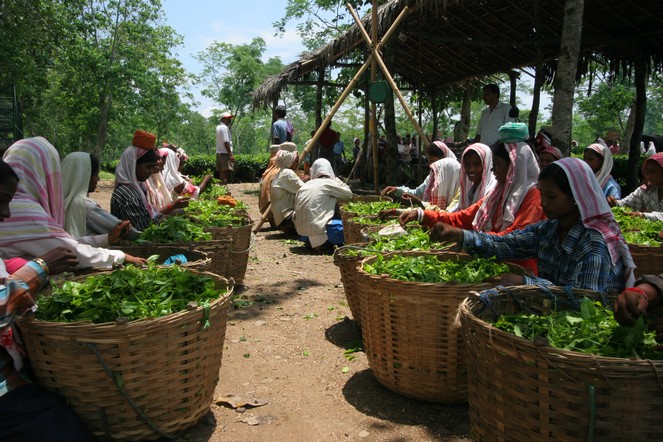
421;186;544;275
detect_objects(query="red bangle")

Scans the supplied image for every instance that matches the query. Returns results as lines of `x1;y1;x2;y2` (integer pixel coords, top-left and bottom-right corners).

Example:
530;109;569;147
624;287;648;302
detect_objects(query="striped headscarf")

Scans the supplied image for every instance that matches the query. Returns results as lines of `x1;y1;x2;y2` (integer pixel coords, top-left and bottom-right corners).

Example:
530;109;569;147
310;158;335;180
585;142;614;188
0;137;70;245
61;152;92;239
458;143;496;210
422;158;460;210
539;145;563;161
473;142;540;232
433;140;457;161
555;157;635;286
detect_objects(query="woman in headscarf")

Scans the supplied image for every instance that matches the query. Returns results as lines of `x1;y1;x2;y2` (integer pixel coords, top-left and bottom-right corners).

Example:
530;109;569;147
420;158;634;293
583;142;621;199
608;152;663;221
0;137;145;269
270;149;304;236
0;159;92;440
399;140;544;274
450;142;496;212
293;158;353;253
537;145;563;170
161;144;211;199
381;140;457;202
111;130;188;231
259;142;297;229
61;152;140;247
146;148;174;211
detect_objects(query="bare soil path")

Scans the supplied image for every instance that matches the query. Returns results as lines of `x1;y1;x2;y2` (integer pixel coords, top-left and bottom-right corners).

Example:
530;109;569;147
93;180;472;442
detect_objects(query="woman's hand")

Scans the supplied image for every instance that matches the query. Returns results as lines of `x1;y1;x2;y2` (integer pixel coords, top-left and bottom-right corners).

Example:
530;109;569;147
123;254;148;267
398;210;419;227
381;186;397;196
606;196;617;207
628;211;645;218
108;220;132;245
401;193;425;208
429;222;464;244
614;287;651;326
378;209;401;221
38;247;79;275
173;182;186;195
497;273;525;286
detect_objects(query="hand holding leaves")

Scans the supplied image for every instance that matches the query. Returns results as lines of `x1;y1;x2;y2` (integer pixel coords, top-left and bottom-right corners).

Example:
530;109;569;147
429;222;464;244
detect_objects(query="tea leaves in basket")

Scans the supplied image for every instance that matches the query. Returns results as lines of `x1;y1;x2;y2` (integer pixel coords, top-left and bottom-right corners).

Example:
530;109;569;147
492;297;662;359
36;261;224;323
137;215;212;243
345;228;451;257
185;198;250;227
364;254;509;283
612;206;663;246
341;200;401;215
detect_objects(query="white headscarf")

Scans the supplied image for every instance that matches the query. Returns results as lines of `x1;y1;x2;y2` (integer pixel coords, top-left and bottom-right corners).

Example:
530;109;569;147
433;140;457;161
459;143;496;210
61;152;92;239
473;142;540;232
422;158;460;209
274;150;298;169
115;145;155;216
161;148;185;191
555;158;635;287
585;142;614;188
310;158;335;179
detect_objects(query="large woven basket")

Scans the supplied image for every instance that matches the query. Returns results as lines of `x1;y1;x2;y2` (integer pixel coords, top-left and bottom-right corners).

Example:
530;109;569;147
457;285;663;441
205;223;254;285
333;244;369;328
343;215;391;245
17;270;233;441
628;243;663;278
111;244;211;272
339;194;392;226
354;252;526;403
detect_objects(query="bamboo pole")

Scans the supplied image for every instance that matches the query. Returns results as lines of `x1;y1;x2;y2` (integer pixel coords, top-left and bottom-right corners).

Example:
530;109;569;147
370;0;379;193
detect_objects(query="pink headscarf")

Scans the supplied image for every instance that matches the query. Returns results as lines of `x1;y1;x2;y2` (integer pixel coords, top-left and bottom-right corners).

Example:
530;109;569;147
643;153;663;189
433;141;457;161
555;157;635;286
473;142;540;232
422;158;460;210
459;143;496;210
539;146;563;161
0;137;70;245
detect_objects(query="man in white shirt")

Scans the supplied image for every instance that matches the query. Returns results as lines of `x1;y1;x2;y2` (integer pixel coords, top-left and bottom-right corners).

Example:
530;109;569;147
475;84;514;147
215;112;234;184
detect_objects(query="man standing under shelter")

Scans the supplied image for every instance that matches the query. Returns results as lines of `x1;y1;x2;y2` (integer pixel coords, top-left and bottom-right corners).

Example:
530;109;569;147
216;111;235;184
474;84;514;146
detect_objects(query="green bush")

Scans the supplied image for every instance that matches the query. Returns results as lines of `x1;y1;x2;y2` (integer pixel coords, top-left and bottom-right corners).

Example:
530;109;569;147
181;153;271;183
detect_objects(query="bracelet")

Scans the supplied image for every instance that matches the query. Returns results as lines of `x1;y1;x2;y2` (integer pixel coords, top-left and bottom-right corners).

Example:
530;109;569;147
624;287;648;302
32;258;49;275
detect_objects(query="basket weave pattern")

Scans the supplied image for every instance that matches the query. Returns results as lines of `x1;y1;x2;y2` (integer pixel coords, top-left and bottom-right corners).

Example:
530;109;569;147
206;223;253;285
112;244;211;272
354;252;503;403
458;285;663;441
333;244;368;328
628;243;663;278
17;272;233;441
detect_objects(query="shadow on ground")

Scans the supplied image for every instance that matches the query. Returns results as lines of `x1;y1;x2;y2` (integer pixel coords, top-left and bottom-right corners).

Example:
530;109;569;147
342;369;470;439
324;318;362;349
228;278;324;321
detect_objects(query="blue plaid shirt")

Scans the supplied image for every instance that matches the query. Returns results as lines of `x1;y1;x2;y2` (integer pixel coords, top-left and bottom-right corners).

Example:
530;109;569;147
462;219;626;293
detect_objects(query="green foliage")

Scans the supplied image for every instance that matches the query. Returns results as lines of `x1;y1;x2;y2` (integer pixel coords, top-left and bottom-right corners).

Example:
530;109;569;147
364;254;510;284
341;201;401;215
493;298;661;359
137;216;211;243
180;153;270;183
184;199;250;228
36;261;224;323
612;206;663;246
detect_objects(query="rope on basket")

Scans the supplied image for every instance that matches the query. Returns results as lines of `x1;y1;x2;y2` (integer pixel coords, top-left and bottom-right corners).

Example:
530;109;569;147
230;232;256;254
87;343;176;440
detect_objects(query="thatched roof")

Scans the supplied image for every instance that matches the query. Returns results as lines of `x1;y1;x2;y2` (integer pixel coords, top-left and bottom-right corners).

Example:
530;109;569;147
253;0;663;108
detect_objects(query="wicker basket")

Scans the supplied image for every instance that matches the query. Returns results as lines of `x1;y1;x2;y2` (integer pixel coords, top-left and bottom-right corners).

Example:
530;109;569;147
628;243;663;278
457;285;663;441
354;252;526;403
343;215;391;245
17;270;233;441
205;223;254;285
111;244;211;272
339;194;393;227
333;244;369;328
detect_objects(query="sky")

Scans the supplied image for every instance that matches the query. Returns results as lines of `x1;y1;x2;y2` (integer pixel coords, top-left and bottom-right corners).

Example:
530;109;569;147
161;0;306;117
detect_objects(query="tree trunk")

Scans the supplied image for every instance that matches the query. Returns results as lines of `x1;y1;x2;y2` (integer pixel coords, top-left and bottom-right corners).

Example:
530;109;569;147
315;67;324;162
361;75;370;184
626;56;648;193
95;92;112;158
431;89;438;140
622;97;637;154
550;0;584;157
383;87;401;185
454;85;474;143
529;66;544;138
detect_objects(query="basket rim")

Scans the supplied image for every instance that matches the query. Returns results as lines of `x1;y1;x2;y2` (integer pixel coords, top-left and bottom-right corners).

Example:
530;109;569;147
19;269;233;329
458;284;663;364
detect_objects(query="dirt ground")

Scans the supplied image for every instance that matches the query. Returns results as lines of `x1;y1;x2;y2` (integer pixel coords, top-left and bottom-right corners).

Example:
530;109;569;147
93;180;472;442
